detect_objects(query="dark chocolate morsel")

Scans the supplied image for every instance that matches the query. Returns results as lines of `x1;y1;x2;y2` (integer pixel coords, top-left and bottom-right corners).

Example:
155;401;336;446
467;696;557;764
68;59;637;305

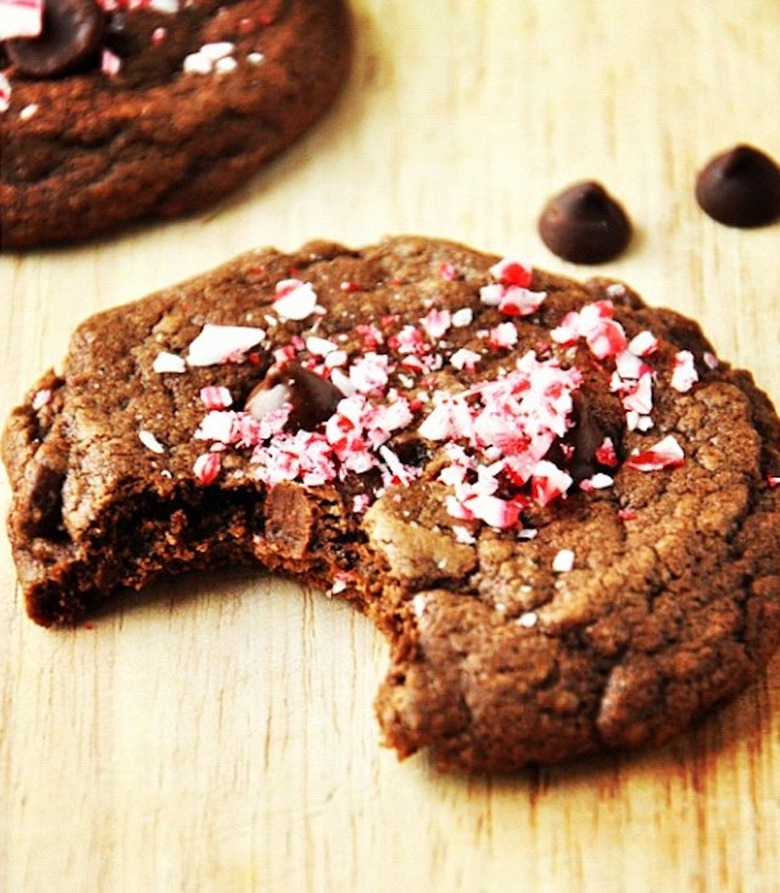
538;180;632;264
5;0;105;79
695;144;780;228
546;393;618;483
245;363;344;432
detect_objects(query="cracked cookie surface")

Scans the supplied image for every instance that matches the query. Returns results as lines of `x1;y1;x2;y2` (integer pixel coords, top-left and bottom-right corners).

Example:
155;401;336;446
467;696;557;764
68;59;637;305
3;236;779;772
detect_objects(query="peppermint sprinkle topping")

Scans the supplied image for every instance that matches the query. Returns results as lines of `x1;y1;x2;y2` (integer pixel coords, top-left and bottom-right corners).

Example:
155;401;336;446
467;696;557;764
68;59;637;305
200;385;233;410
186;323;265;366
625;434;685;471
163;254;700;533
31;388;51;410
153;351;186;374
139;429;166;454
272;279;320;321
193;452;222;484
183;42;237;76
670;350;699;392
552;548;575;573
0;0;43;40
0;72;11;113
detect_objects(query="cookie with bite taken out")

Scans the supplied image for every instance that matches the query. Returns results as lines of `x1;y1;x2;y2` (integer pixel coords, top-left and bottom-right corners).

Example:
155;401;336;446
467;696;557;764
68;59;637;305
3;236;780;773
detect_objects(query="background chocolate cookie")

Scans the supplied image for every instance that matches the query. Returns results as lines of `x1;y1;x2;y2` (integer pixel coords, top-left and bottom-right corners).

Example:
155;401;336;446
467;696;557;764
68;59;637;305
4;236;779;773
0;0;352;250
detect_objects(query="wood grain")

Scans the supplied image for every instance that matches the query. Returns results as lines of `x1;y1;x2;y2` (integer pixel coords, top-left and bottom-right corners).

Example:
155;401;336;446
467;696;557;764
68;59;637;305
2;2;779;891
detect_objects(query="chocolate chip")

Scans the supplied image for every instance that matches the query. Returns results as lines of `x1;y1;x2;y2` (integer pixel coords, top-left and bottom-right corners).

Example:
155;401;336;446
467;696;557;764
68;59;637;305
5;0;105;79
695;144;780;228
538;181;632;264
245;363;343;431
567;395;608;482
546;393;619;483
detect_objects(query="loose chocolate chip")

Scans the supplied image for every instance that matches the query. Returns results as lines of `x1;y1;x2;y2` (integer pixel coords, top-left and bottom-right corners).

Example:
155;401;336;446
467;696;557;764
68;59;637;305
246;362;343;431
5;0;105;79
695;144;780;228
538;181;632;264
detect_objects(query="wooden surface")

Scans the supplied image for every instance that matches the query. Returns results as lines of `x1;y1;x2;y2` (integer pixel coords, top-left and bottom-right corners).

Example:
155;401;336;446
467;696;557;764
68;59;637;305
2;2;779;891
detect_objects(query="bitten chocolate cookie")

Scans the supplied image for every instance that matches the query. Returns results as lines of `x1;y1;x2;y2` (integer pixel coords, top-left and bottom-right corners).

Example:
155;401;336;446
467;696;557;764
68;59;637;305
0;0;352;250
4;237;780;773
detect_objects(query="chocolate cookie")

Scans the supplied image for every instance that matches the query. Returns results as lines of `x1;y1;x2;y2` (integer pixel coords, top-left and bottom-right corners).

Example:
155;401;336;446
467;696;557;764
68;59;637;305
4;237;780;773
0;0;352;250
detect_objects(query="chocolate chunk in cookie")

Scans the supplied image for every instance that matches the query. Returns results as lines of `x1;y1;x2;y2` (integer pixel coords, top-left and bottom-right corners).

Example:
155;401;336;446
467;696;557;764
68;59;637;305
4;237;779;773
5;0;105;78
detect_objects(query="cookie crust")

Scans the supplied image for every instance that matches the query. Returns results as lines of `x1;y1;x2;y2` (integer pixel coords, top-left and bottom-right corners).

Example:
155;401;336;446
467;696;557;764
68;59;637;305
4;236;779;772
0;0;352;250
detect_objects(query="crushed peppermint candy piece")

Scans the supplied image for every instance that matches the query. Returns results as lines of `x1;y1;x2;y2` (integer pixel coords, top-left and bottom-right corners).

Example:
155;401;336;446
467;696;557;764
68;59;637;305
552;548;575;573
670;350;699;392
0;0;43;40
451;307;473;328
489;256;533;288
551;300;627;360
517;611;538;628
183;42;237;75
187;323;265;366
579;472;615;492
452;525;476;545
272;279;319;321
102;48;122;77
703;351;719;370
200;385;233;410
153;351;186;374
488;321;519;349
148;0;180;12
0;73;11;113
531;460;574;507
628;330;659;356
767;475;779;489
595;437;618;467
193;451;222;484
421;307;451;340
450;347;482;371
480;283;546;317
305;335;338;356
139;429;166;454
625;434;685;471
31;388;51;410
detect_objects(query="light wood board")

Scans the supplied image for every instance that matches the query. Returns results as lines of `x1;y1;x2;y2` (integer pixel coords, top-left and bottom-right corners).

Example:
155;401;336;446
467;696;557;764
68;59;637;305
2;2;779;891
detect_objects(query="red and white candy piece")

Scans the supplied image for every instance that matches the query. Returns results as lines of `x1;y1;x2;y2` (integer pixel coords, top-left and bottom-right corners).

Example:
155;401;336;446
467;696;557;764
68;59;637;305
186;323;265;366
0;0;43;41
625;434;685;471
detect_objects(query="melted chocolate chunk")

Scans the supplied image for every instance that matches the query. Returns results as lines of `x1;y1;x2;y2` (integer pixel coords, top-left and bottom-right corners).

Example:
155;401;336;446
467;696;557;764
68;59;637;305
246;363;343;431
546;393;619;483
538;181;632;264
5;0;105;79
695;144;780;228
